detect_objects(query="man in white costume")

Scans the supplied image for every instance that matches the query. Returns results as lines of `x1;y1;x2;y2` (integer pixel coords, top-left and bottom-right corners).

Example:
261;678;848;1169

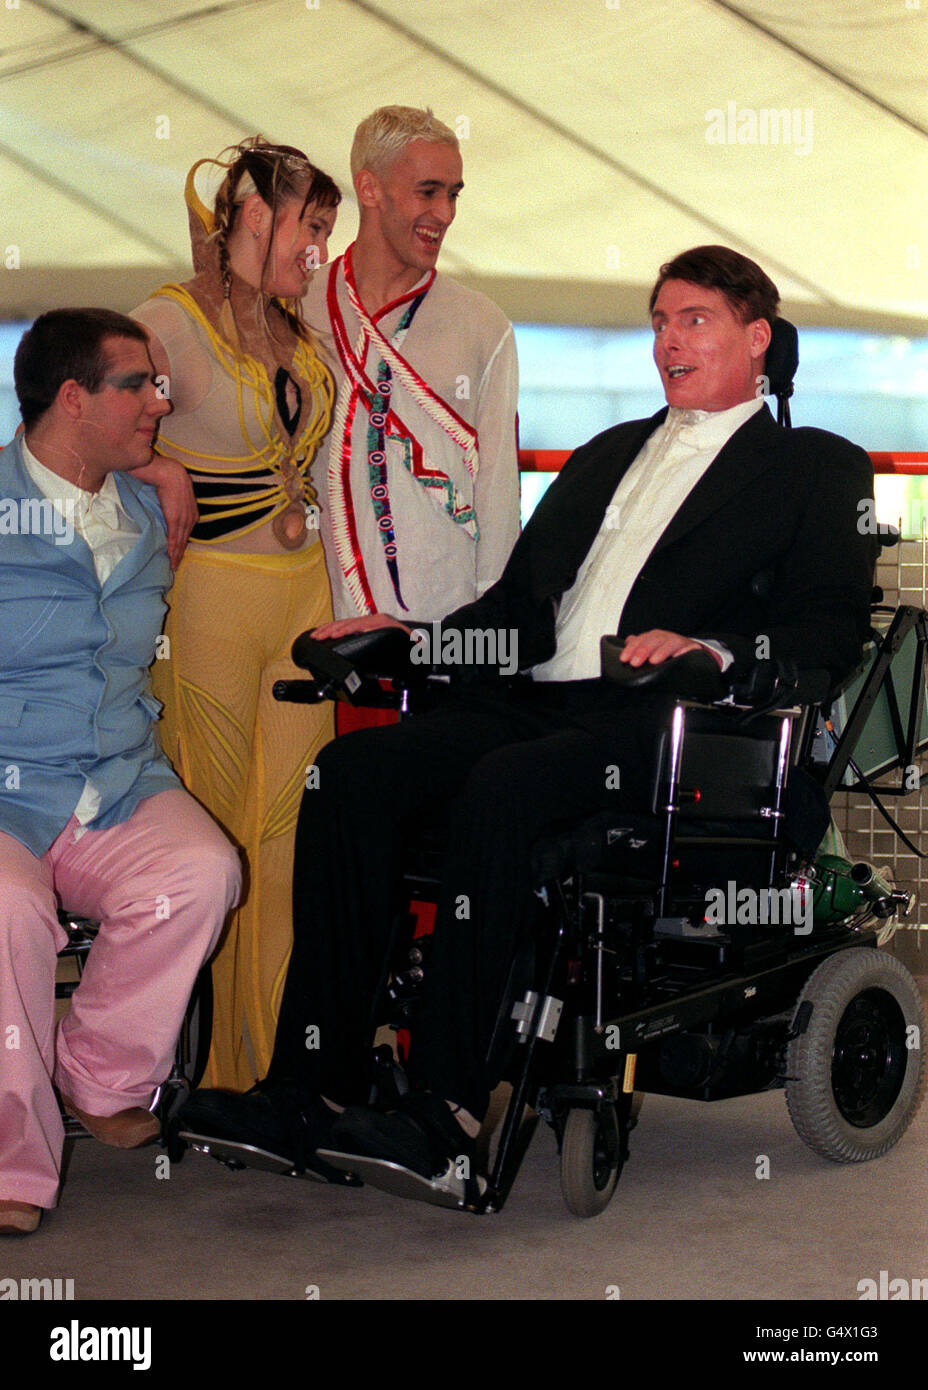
302;106;521;622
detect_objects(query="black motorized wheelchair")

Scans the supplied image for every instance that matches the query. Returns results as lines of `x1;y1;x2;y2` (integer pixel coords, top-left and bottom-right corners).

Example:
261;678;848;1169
173;320;927;1215
254;599;926;1217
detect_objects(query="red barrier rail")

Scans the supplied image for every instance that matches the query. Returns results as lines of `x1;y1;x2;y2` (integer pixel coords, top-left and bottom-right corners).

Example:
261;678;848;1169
869;454;928;474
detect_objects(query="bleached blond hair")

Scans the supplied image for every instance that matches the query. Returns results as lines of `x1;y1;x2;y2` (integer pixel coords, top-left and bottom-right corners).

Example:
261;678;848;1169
350;106;458;179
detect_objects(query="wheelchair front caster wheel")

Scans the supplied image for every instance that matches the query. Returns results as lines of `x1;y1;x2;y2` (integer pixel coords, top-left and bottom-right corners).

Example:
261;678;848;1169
368;1043;410;1108
559;1105;625;1218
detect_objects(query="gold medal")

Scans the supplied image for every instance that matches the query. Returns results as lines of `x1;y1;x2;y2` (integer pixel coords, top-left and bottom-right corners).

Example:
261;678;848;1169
272;500;307;548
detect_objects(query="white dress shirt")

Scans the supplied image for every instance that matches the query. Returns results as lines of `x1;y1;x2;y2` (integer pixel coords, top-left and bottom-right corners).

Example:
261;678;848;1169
532;397;764;682
22;437;141;830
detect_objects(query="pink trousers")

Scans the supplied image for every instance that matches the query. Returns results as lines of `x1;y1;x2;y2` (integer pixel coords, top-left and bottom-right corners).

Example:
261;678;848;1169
0;789;241;1208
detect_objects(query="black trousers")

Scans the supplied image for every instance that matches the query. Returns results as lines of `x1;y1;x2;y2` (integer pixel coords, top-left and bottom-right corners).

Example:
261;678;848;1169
269;679;669;1119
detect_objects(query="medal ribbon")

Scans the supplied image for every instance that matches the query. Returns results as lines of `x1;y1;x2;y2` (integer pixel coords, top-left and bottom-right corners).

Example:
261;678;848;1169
365;291;427;610
326;246;480;613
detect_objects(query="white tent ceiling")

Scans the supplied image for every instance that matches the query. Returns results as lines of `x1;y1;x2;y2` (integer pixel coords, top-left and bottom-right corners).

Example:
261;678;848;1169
1;0;926;331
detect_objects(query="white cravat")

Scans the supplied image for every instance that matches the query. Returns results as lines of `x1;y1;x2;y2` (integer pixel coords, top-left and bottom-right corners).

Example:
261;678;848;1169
21;437;142;831
532;397;764;682
21;438;140;586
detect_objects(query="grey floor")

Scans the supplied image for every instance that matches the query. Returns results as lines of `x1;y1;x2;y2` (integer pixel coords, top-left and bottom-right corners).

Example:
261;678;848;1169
3;1076;926;1303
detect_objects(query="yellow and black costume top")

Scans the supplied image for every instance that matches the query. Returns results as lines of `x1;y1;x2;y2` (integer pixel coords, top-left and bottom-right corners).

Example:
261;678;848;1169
137;162;334;549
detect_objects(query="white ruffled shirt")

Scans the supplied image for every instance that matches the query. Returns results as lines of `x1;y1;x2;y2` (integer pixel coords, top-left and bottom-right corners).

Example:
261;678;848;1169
532;397;764;682
302;259;520;621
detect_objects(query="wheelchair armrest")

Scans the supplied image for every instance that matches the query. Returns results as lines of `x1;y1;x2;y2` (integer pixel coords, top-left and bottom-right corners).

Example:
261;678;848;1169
600;640;727;702
293;626;418;679
600;637;826;711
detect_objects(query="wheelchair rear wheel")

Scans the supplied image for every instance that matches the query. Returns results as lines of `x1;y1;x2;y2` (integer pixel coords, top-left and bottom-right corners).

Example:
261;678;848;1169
559;1104;624;1217
785;947;926;1161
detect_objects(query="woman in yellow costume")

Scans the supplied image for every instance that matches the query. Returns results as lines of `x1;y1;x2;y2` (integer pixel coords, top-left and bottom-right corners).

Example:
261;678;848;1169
133;139;341;1090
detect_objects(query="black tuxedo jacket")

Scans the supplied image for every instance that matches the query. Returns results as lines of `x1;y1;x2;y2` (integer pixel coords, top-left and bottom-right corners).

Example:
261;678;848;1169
444;403;877;692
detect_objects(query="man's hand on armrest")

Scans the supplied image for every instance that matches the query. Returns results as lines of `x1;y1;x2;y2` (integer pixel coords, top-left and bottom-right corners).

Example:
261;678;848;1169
619;630;725;669
312;613;414;643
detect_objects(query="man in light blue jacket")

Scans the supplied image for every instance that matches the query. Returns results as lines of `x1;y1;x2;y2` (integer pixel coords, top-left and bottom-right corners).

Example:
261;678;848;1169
0;308;241;1237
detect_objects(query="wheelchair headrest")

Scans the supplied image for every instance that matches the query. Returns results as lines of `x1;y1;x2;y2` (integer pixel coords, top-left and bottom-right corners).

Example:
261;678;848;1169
765;318;798;427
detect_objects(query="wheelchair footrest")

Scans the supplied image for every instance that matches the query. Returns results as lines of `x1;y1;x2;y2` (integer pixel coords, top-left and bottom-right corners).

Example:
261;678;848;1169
177;1131;335;1182
317;1149;487;1212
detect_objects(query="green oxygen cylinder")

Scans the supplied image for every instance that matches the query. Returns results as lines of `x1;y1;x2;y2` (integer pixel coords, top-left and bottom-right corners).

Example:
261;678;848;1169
811;854;898;924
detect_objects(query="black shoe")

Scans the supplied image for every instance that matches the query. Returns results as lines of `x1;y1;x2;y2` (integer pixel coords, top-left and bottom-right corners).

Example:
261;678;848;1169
176;1081;361;1185
321;1091;484;1208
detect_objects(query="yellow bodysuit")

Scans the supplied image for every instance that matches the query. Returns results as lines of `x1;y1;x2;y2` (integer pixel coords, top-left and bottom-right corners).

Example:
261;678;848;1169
133;176;336;1089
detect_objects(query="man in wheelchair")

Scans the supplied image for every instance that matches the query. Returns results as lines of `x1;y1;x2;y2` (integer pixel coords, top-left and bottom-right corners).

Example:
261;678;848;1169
182;245;884;1209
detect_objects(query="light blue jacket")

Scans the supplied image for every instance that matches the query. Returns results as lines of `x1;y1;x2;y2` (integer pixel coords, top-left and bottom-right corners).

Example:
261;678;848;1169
0;434;180;856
